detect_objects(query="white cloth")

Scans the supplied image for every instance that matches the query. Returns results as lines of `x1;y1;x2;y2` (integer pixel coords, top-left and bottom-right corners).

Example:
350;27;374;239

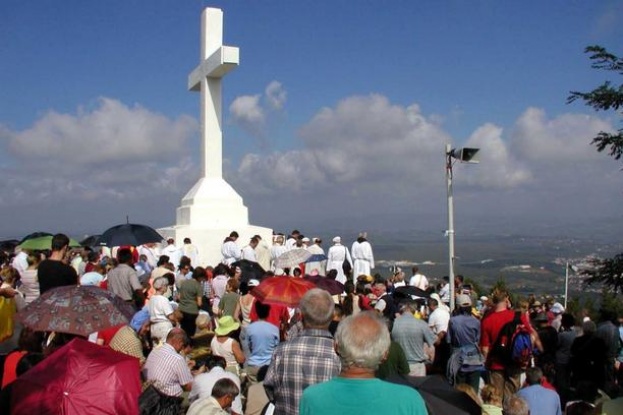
189;367;242;413
428;307;450;335
305;244;326;276
221;240;241;266
351;240;374;282
255;240;271;272
11;251;29;275
409;273;429;290
138;245;161;269
438;283;450;303
270;244;288;273
241;245;257;262
182;243;199;267
326;244;352;284
162;244;182;268
149;295;174;341
285;237;297;251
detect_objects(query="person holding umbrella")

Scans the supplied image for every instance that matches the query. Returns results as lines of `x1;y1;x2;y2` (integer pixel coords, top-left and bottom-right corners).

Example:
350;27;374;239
107;248;145;309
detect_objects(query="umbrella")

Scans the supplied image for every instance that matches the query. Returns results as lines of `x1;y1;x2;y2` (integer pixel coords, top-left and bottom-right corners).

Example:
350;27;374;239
251;276;316;307
232;259;266;282
98;223;163;247
303;275;345;295
18;231;52;244
16;285;136;336
0;239;19;252
12;338;141;415
386;374;481;415
305;253;327;263
80;234;102;247
394;285;430;299
18;235;81;251
274;249;312;269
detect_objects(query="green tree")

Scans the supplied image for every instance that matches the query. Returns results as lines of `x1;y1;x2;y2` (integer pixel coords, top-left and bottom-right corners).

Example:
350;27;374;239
568;45;623;160
568;45;623;293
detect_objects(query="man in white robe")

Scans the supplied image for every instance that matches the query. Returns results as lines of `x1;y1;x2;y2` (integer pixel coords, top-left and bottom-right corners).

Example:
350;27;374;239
326;236;352;284
162;238;182;269
241;237;259;262
138;243;161;270
254;235;271;271
351;234;375;283
182;238;199;267
221;231;242;266
270;235;288;274
305;238;326;276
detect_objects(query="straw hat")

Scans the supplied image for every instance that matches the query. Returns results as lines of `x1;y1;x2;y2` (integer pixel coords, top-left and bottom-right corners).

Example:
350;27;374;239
214;316;240;336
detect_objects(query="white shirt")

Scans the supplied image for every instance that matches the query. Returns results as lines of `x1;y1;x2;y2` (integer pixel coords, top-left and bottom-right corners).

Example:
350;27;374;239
409;273;429;290
242;245;257;262
139;245;161;269
149;295;174;323
11;251;29;275
428;307;450;335
221;240;241;265
189;366;242;413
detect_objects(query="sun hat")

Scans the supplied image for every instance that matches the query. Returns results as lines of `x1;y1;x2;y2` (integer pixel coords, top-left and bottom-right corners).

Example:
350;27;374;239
456;294;472;307
153;277;169;290
215;316;240;336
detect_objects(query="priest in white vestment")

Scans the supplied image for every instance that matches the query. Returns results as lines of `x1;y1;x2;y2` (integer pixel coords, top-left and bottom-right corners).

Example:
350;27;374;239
351;234;375;283
326;236;352;284
305;238;326;276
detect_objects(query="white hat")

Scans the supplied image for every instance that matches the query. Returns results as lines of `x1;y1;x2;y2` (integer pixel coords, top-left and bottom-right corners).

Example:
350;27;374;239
248;279;260;287
551;302;565;314
332;236;341;243
456;294;472;307
302;237;310;242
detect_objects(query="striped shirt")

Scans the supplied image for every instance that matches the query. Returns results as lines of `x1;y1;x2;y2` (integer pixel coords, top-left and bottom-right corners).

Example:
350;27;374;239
142;343;193;397
264;329;340;415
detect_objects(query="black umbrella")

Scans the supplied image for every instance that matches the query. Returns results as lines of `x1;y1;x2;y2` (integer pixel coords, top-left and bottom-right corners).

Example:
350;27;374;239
98;224;163;247
232;260;266;283
0;239;20;252
387;374;481;415
80;235;102;247
19;232;52;244
393;285;430;299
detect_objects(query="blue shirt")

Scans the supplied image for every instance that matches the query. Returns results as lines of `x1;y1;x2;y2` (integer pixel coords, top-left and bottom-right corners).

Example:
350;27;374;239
391;313;436;363
242;320;280;367
517;384;562;415
447;314;481;348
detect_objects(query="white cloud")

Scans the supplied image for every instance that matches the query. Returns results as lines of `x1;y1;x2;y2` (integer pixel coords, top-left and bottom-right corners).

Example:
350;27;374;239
510;107;611;163
229;81;287;139
8;97;197;165
265;81;287;110
0;98;200;207
229;94;265;135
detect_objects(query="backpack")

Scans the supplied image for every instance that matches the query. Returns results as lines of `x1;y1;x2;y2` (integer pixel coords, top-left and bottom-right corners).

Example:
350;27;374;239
492;311;533;369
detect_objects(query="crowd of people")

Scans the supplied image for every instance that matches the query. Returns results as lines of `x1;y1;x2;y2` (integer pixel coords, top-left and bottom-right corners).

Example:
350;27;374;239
0;230;622;414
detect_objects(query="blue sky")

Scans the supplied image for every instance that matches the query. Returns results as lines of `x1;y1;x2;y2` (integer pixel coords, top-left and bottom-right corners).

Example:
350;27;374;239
1;0;622;239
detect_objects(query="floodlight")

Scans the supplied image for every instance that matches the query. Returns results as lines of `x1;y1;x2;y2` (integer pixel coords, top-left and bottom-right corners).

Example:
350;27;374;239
449;147;480;163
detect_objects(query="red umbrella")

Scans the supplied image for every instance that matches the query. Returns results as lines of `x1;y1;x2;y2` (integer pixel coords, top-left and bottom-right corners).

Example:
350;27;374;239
15;286;135;336
251;276;316;307
11;338;141;415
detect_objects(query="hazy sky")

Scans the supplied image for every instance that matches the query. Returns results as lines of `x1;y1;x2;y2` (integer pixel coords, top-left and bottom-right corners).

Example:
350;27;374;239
1;1;622;239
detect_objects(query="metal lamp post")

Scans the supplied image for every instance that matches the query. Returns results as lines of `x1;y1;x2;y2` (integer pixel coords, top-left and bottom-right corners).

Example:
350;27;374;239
445;144;479;312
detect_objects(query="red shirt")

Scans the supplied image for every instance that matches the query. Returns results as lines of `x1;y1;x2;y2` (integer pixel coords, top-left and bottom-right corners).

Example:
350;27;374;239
480;309;531;370
249;302;289;329
97;324;124;346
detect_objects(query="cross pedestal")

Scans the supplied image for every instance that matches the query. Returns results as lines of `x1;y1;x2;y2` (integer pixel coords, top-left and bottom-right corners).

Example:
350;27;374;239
162;8;272;266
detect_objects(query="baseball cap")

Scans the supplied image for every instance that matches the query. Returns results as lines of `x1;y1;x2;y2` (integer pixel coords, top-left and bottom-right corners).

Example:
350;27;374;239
456;294;472;307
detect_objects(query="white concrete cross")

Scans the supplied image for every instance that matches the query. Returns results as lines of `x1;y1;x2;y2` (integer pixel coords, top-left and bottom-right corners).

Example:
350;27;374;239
188;8;239;179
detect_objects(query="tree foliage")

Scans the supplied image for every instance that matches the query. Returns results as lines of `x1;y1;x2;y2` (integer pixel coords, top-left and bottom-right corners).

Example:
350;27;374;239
569;45;623;294
568;45;623;160
581;253;623;293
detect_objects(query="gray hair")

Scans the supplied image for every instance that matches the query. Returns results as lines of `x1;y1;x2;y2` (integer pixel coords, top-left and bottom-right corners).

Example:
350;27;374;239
503;395;529;415
525;366;543;385
400;301;418;315
212;378;239;399
335;311;391;370
300;288;334;328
